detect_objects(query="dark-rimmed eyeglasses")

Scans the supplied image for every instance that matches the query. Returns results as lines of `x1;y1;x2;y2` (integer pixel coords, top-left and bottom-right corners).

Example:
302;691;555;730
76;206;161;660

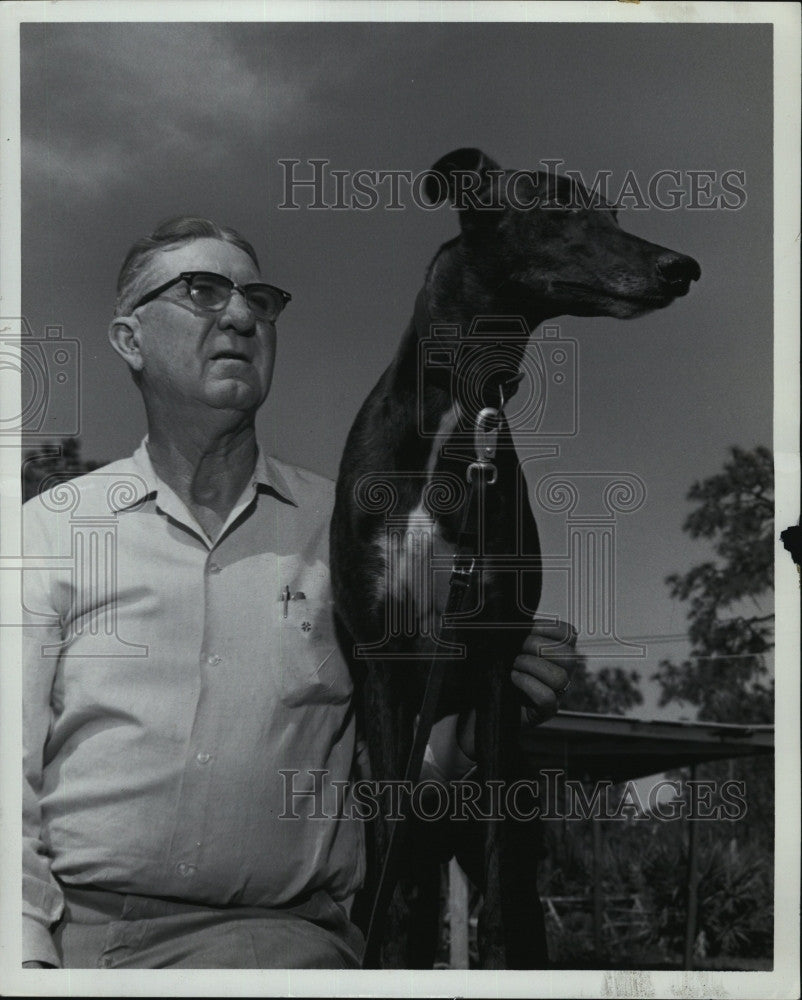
130;271;292;323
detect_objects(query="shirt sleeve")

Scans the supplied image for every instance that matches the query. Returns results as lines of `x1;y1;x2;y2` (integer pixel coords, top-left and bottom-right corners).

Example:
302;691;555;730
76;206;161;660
421;713;477;783
22;501;66;967
353;715;477;784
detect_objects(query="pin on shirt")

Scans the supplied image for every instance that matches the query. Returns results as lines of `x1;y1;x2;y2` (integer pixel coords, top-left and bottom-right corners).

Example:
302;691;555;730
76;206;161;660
280;585;306;618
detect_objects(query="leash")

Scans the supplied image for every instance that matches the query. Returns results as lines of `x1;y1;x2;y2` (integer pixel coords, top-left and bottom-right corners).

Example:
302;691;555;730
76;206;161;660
361;386;515;967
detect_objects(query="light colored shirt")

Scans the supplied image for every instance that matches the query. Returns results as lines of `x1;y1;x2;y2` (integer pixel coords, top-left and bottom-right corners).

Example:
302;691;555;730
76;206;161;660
23;441;365;966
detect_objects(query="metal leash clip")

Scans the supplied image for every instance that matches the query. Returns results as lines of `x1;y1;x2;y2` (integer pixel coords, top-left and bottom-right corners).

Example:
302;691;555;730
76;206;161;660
467;401;502;485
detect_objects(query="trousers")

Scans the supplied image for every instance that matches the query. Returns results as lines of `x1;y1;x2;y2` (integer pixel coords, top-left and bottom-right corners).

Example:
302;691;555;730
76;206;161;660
53;884;365;969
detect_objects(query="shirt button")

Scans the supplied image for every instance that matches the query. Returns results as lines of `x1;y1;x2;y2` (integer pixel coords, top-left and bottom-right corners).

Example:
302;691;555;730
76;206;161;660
196;751;211;764
208;562;221;574
206;654;221;665
176;862;196;877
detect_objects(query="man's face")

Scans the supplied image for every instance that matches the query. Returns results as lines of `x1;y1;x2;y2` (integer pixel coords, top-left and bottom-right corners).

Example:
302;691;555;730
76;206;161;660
128;237;278;414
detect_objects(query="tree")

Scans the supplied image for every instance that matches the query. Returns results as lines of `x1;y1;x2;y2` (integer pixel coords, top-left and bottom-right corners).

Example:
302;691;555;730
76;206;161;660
653;445;774;861
653;445;774;725
22;437;105;502
561;659;644;715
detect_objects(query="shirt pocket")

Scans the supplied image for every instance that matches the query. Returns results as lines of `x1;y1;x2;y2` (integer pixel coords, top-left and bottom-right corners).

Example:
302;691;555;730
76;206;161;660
277;595;352;707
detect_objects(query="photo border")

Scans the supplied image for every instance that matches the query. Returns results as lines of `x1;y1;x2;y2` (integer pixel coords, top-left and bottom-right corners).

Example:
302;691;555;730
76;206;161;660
1;2;798;997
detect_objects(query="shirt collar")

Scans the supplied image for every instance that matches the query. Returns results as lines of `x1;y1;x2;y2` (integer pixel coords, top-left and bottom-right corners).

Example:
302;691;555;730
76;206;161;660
251;448;297;507
110;438;297;513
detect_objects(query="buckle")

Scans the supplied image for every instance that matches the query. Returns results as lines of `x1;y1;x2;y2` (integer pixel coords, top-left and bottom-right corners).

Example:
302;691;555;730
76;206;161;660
467;460;498;485
450;555;476;587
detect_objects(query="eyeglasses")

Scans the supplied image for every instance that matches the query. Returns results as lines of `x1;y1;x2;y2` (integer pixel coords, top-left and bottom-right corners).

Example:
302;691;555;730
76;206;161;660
131;271;292;323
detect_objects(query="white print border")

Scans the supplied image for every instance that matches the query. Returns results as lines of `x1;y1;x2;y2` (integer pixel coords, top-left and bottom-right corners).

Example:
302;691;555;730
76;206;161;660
0;3;798;1000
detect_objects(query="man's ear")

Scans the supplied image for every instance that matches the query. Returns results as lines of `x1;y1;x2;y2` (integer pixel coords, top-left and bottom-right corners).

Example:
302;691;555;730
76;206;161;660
108;315;145;374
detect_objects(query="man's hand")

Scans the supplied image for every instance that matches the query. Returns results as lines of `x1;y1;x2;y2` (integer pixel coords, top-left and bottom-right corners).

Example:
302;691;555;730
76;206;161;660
512;619;579;724
456;619;579;759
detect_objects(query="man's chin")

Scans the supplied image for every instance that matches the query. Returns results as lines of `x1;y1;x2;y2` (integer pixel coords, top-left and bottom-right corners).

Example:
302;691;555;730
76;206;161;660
205;378;269;413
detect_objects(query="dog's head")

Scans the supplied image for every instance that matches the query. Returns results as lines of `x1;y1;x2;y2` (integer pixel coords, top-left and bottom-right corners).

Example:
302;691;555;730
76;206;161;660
424;148;701;323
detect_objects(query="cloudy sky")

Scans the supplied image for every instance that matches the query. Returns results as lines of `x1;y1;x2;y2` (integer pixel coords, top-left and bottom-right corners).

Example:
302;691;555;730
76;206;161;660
17;15;779;717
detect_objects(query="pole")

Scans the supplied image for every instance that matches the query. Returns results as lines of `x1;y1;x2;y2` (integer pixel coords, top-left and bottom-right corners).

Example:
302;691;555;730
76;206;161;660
683;763;699;969
592;818;604;959
449;858;470;968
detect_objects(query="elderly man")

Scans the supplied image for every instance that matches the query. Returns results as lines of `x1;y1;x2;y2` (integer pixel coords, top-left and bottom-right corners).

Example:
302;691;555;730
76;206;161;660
22;217;575;969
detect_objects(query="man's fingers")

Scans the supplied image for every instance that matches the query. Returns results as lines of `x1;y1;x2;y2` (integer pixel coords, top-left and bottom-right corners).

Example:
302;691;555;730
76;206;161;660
522;633;577;661
527;618;577;646
514;620;578;723
531;618;577;637
511;671;559;719
512;655;570;695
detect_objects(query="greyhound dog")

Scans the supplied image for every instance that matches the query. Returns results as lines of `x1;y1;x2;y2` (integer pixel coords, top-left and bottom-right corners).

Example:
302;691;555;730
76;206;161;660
330;148;700;968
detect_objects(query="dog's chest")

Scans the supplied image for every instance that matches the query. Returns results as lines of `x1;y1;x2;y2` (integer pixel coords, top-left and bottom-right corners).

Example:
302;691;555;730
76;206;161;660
370;406;463;626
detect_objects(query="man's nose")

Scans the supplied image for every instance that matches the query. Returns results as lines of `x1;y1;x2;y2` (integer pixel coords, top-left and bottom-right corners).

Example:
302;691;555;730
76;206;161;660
219;290;257;334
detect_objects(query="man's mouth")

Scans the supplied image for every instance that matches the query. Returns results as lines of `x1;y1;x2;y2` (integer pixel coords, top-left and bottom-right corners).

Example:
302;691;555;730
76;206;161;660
211;351;251;363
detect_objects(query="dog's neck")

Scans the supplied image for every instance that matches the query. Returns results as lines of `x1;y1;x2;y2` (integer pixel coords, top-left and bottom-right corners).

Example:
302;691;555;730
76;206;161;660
388;242;536;429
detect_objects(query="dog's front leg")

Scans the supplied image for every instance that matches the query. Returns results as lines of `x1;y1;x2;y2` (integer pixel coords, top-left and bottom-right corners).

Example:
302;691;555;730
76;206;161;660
472;660;509;968
359;660;437;968
472;661;548;969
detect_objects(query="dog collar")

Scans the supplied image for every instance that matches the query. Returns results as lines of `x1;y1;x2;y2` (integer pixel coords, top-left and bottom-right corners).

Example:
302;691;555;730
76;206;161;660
413;288;528;409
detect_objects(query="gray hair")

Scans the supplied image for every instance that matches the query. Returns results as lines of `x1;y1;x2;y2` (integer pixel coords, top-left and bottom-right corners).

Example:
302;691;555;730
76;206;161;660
114;216;260;316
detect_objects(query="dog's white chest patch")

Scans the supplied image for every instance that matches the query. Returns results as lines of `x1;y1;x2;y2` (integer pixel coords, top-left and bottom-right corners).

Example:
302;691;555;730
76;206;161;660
370;406;460;629
371;501;456;635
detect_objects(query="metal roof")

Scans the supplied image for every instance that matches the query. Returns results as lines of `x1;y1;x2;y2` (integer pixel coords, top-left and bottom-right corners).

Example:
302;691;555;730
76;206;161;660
520;710;774;783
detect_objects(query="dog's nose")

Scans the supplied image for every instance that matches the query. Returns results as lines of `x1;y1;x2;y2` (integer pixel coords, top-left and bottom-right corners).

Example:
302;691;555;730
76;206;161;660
656;253;702;291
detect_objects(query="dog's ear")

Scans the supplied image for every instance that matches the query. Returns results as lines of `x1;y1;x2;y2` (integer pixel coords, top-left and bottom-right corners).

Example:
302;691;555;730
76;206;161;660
425;148;505;229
